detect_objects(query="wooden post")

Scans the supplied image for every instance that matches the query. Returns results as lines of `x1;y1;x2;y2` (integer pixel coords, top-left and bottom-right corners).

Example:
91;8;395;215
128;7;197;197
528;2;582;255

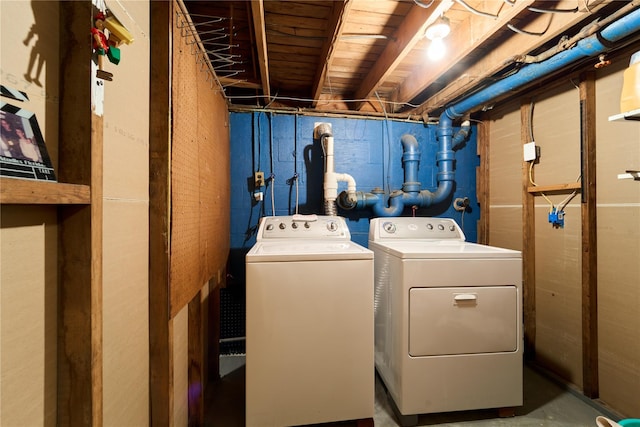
149;1;174;425
188;292;204;426
208;280;221;381
521;100;536;360
476;115;490;245
58;2;103;425
579;71;598;398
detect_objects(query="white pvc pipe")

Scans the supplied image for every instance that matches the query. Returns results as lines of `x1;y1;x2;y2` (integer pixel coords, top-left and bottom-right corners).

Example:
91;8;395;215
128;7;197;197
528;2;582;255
322;133;358;213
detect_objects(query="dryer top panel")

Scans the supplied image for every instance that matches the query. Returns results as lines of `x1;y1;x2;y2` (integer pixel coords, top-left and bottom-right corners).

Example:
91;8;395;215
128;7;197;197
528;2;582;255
369;217;465;242
368;240;521;259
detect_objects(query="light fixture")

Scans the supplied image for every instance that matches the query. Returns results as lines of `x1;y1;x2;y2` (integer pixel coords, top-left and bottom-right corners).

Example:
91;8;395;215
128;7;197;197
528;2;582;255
425;15;450;61
425;15;450;41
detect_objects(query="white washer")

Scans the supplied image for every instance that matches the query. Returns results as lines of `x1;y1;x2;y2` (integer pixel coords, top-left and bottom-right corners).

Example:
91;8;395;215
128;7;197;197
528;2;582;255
246;214;374;427
369;217;522;425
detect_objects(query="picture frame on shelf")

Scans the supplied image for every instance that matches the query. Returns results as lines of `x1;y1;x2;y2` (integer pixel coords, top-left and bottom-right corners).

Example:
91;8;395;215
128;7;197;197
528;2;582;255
0;102;56;182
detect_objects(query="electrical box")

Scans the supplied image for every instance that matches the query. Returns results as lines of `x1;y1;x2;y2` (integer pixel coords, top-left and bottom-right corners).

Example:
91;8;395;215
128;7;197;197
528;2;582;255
523;142;538;162
548;211;565;228
254;171;264;188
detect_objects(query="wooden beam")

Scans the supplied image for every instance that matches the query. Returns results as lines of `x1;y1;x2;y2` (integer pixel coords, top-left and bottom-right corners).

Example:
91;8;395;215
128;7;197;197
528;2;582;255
354;1;451;111
57;2;103;425
527;182;582;193
150;1;174;425
311;0;353;107
580;71;598;398
521;100;536;360
250;0;271;101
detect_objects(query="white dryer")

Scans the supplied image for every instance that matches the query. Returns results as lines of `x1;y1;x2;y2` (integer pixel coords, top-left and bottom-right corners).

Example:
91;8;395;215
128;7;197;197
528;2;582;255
245;214;374;427
369;217;522;426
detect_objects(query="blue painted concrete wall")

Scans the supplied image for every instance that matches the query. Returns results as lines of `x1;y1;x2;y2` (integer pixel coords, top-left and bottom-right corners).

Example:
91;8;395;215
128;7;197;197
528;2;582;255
229;111;479;280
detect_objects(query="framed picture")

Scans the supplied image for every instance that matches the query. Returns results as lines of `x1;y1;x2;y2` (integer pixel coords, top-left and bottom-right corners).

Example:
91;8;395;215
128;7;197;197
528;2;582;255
0;102;56;182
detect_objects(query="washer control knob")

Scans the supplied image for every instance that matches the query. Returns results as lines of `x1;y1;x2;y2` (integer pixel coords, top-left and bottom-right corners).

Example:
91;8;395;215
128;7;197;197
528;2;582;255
291;222;298;229
426;223;433;230
438;224;445;230
304;222;310;229
383;222;396;233
279;223;286;230
449;225;456;232
327;221;338;232
266;224;274;231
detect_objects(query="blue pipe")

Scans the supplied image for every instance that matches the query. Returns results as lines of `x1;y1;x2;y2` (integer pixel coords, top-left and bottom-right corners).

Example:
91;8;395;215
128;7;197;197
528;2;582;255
401;134;421;193
444;6;640;120
339;7;640;217
338;124;468;216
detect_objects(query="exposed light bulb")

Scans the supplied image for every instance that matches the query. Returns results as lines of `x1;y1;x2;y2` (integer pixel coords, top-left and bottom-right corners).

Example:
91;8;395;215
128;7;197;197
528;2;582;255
427;38;446;61
425;16;450;41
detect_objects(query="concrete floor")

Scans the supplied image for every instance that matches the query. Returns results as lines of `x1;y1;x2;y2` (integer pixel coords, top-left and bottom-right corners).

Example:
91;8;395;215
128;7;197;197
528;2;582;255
204;356;616;427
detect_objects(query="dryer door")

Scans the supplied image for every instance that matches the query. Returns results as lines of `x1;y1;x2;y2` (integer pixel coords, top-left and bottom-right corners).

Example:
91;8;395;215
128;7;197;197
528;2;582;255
409;286;518;356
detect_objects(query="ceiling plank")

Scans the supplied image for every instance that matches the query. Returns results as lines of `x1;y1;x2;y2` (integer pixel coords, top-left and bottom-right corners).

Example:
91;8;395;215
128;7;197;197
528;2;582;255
311;0;354;107
354;0;453;111
408;0;614;117
250;0;271;101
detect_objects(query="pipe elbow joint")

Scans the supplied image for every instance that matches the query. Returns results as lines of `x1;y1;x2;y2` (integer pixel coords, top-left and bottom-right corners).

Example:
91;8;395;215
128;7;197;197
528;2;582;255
338;190;377;210
400;134;420;160
426;181;453;205
372;195;405;217
315;123;333;140
452;120;471;150
337;190;357;210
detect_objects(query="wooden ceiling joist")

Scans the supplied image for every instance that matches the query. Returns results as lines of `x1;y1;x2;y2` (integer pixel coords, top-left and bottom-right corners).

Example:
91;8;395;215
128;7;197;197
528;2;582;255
311;0;354;107
184;0;624;114
354;0;453;111
250;0;271;101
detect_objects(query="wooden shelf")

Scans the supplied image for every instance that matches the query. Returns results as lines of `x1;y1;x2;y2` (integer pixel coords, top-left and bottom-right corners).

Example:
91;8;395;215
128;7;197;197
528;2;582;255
0;177;90;204
608;108;640;121
527;182;582;194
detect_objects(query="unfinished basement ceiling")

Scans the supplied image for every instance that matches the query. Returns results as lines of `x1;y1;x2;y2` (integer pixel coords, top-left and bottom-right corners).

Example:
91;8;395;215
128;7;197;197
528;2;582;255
180;0;638;118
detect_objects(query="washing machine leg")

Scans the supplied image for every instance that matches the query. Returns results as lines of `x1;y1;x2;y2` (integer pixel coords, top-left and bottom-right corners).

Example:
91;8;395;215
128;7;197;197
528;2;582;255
355;417;374;427
498;407;516;417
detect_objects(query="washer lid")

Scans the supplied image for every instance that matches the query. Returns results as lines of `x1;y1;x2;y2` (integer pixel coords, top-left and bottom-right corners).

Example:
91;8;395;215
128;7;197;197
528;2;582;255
247;240;373;262
368;240;521;259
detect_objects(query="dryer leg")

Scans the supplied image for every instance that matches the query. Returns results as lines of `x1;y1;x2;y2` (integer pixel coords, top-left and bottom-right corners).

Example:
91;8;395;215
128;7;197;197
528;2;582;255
498;407;516;417
387;390;418;427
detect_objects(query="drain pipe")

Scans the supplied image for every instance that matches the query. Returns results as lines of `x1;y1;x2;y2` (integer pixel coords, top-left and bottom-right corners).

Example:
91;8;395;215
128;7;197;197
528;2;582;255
444;6;640;121
337;122;470;216
315;123;357;215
